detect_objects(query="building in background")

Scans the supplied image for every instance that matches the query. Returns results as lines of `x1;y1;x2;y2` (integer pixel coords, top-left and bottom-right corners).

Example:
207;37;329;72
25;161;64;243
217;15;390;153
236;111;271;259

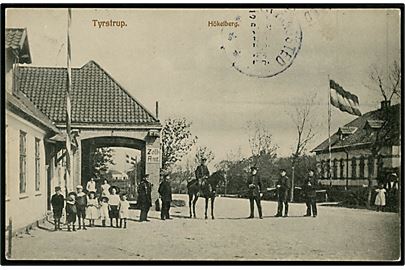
312;101;401;188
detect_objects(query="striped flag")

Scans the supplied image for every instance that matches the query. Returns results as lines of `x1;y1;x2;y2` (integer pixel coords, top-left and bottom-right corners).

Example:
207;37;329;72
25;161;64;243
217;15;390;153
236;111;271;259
329;80;361;116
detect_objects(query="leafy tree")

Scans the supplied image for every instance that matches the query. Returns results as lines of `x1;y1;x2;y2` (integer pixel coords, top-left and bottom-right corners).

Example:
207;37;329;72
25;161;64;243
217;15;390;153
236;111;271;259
194;145;215;165
91;147;115;178
161;118;197;171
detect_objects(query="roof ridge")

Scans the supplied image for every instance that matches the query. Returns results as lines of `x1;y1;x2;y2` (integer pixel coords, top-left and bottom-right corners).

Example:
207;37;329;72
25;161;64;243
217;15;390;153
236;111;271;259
86;60;159;123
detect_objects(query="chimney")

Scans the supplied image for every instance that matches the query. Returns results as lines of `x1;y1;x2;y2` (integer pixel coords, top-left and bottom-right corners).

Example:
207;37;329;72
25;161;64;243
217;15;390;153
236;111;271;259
155;101;159;119
381;100;391;110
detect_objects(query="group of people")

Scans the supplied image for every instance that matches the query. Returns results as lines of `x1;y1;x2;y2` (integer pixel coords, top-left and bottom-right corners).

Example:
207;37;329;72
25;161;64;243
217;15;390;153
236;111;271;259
50;179;130;232
247;166;319;219
50;173;174;231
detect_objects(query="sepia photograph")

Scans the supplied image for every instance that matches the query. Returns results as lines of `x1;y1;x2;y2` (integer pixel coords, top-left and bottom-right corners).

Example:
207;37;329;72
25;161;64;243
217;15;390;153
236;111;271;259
2;4;403;263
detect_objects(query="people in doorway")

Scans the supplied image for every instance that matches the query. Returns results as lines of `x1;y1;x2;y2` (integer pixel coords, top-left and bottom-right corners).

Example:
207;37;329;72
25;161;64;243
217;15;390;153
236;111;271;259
99;196;110;227
158;173;173;220
138;174;153;222
195;157;210;195
118;194;130;228
86;191;99;227
51;186;65;231
66;192;77;232
101;179;111;196
275;169;291;217
75;185;87;230
108;187;121;227
375;183;387;212
247;166;263;219
86;177;97;193
303;169;318;218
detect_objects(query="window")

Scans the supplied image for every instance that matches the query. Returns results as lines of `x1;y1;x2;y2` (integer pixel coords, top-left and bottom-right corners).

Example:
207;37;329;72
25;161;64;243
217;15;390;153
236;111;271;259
19;131;27;193
332;159;338;179
351;157;357;179
35;138;41;192
340;158;345;179
368;156;375;176
320;161;325;179
359;156;365;179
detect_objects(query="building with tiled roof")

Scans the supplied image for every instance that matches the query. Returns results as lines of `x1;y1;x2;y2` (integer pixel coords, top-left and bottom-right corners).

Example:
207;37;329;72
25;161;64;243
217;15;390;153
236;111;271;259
312;101;401;188
18;61;159;126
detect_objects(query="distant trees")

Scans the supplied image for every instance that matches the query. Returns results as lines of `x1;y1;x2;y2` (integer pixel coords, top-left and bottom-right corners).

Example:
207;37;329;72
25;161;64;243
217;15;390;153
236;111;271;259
91;147;115;178
195;145;215;165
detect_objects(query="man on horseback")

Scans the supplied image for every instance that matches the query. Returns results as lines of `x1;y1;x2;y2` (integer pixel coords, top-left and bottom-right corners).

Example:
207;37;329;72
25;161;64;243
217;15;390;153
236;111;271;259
195;157;210;196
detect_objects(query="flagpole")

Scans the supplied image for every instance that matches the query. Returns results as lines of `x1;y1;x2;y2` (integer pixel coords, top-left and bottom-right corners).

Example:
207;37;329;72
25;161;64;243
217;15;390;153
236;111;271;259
65;8;72;197
327;75;332;187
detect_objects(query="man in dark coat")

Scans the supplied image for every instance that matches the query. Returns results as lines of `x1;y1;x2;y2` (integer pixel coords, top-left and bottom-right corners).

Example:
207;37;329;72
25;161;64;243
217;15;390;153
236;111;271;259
51;186;64;231
303;169;318;217
138;174;153;222
275;169;291;217
247;166;263;219
195;158;210;195
158;173;173;220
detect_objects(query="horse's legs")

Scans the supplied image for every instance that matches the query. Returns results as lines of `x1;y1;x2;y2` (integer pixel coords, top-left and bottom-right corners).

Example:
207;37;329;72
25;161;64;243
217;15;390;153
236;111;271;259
205;197;208;219
211;197;215;219
188;194;193;218
193;195;198;218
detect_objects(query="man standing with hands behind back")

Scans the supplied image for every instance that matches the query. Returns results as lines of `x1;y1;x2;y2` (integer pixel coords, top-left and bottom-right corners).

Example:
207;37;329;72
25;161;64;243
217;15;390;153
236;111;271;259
275;168;291;217
303;169;318;217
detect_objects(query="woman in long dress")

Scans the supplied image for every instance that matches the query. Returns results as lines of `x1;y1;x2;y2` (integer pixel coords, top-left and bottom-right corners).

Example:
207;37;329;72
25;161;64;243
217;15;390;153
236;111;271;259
86;192;99;227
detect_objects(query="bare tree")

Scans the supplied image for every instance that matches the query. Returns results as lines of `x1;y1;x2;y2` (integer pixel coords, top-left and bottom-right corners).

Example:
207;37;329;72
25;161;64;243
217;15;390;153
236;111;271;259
368;60;401;103
288;93;318;201
246;120;278;167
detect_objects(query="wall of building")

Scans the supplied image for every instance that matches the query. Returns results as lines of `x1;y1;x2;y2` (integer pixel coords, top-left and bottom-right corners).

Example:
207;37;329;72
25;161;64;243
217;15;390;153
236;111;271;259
6;111;48;230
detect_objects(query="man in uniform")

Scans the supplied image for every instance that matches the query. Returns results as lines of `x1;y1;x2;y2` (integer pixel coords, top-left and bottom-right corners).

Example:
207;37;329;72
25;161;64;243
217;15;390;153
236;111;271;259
275;169;291;217
303;169;318;217
195;157;210;195
137;174;153;222
158;173;173;220
247;166;263;219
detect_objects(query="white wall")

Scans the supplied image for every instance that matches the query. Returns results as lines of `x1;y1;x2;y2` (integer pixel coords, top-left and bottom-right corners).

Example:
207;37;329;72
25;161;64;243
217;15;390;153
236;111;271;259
6;111;48;230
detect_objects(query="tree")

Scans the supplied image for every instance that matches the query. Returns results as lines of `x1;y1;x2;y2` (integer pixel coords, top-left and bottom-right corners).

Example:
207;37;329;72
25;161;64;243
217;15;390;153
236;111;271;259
161;117;197;171
368;60;401;104
245;120;278;166
91;147;115;178
194;145;215;165
288;93;317;201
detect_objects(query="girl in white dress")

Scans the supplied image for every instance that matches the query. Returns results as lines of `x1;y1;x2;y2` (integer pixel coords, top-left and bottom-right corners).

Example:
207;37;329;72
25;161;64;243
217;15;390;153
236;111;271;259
118;194;130;229
99;196;109;227
101;180;111;196
86;192;99;227
375;183;386;212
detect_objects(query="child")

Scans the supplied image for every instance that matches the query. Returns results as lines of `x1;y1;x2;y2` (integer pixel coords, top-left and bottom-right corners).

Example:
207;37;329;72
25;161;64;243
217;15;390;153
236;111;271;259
99;196;109;227
51;186;65;231
75;185;87;230
86;191;99;227
66;192;77;232
375;183;386;212
108;187;120;227
118;194;130;228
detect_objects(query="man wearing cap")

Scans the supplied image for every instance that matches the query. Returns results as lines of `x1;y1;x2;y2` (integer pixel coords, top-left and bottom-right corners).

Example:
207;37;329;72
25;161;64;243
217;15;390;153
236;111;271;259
137;174;153;222
247;166;263;219
195;157;210;195
75;185;87;230
51;186;65;231
275;169;291;217
158;173;173;220
303;169;318;217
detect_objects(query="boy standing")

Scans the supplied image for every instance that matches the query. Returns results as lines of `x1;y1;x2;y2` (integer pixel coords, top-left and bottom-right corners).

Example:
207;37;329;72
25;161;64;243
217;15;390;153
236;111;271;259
51;186;64;231
75;185;87;230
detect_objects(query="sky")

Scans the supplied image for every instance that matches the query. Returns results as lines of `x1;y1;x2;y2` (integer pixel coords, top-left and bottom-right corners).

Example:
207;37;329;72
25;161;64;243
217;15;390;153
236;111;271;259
6;8;401;168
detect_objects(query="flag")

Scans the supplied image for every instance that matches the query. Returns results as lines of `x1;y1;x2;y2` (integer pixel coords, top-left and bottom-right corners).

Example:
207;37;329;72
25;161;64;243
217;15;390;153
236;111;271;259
330;80;361;116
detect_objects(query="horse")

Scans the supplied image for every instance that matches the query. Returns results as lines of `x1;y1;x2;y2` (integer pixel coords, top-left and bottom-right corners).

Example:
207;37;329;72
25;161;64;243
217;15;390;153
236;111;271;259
186;170;225;219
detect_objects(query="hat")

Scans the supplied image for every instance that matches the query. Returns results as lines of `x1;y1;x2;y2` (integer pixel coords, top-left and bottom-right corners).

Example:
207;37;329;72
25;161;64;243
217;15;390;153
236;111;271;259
100;196;109;202
280;168;286;172
68;191;77;197
391;173;398;177
54;186;61;191
109;185;120;194
88;191;96;196
201;157;207;161
76;185;83;189
250;166;258;171
143;174;150;178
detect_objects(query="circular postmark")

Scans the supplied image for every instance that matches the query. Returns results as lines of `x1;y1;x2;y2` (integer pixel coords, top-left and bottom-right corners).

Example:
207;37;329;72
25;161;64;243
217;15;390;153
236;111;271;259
221;9;302;78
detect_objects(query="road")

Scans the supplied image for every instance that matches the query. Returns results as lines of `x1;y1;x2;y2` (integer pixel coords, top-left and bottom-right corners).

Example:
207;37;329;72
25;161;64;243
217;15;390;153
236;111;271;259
10;194;400;261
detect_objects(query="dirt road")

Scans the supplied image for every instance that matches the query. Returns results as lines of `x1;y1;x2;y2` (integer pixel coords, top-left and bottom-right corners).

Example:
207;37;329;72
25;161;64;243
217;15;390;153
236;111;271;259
10;194;400;261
